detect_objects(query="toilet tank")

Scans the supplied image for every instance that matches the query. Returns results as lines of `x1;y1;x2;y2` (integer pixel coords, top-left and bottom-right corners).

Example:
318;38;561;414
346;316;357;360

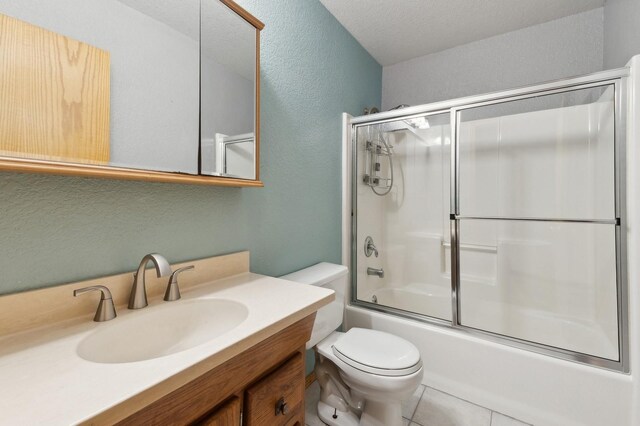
280;262;348;349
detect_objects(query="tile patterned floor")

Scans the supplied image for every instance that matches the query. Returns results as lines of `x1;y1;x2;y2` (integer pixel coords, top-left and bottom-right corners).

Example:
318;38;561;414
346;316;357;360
305;381;531;426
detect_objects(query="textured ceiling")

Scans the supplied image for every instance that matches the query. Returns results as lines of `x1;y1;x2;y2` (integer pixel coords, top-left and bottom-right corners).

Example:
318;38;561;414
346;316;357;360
319;0;605;66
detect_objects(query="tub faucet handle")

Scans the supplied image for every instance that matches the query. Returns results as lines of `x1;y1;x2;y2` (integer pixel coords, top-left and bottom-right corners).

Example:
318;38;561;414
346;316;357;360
364;236;379;258
164;265;194;301
73;285;117;322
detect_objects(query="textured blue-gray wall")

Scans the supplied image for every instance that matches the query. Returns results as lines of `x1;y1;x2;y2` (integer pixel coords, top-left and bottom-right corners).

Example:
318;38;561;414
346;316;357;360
0;0;381;295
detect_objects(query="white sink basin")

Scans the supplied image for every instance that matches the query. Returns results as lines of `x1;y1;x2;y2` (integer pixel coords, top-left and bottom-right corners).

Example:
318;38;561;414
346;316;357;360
77;299;248;363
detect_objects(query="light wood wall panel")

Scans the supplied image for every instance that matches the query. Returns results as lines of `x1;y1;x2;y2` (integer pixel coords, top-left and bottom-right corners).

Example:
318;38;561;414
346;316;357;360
0;13;110;164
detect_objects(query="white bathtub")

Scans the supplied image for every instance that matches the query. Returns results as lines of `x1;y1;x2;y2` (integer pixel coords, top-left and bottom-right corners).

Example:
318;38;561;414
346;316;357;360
371;284;618;360
345;300;634;426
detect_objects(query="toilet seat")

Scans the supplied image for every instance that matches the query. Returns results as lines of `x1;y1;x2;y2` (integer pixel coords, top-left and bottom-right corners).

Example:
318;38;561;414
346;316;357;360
331;328;422;377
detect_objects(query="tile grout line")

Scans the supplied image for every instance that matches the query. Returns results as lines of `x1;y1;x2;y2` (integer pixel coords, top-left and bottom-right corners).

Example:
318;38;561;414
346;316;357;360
423;386;530;425
308;382;529;426
493;411;534;426
426;385;495;414
405;385;424;425
410;385;427;421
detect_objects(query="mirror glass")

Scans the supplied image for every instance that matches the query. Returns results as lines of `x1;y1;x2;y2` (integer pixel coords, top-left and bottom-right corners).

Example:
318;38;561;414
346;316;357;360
0;0;200;174
200;0;257;180
0;0;259;181
114;0;200;174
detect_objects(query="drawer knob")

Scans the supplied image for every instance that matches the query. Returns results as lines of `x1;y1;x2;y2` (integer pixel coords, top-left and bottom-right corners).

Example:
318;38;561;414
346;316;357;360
275;397;289;416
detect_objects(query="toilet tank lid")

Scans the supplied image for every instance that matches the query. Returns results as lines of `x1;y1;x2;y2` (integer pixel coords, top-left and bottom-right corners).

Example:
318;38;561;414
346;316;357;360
280;262;348;286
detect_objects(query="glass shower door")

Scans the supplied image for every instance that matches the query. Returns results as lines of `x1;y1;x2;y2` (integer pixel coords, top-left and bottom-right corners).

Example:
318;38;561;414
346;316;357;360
354;113;452;321
453;85;621;360
350;69;628;370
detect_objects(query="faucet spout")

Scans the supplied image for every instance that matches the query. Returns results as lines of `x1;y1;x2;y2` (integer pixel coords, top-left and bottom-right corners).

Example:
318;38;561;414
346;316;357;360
367;267;384;278
128;253;172;309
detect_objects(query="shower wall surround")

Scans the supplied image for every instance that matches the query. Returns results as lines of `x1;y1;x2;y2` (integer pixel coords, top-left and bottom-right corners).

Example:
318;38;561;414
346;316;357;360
0;0;382;294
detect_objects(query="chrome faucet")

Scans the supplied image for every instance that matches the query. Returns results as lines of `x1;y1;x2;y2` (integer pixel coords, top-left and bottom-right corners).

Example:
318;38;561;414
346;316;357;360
128;253;172;309
367;267;384;278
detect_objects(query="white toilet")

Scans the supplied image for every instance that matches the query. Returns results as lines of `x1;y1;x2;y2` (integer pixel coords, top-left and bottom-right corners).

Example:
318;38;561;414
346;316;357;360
282;263;423;426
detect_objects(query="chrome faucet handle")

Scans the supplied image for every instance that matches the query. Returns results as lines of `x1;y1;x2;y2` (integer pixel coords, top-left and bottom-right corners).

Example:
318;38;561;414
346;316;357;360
164;265;195;302
364;236;379;258
73;285;117;322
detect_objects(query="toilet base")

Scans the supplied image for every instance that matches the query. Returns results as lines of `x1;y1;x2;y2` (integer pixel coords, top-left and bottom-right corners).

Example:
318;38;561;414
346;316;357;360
318;400;359;426
359;400;403;426
317;399;404;426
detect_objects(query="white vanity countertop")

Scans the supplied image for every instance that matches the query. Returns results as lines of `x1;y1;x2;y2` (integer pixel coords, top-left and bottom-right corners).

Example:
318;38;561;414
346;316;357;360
0;273;334;425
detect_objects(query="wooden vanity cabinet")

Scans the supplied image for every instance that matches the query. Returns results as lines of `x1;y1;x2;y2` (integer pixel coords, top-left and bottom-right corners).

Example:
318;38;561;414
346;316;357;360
244;353;304;425
197;397;241;425
116;314;313;426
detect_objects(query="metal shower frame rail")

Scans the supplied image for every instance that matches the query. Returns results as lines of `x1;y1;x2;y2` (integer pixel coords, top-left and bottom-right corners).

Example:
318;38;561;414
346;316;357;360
350;67;630;372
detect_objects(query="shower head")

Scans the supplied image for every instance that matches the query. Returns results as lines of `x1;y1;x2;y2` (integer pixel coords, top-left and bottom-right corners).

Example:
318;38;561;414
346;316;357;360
406;116;430;129
382;104;430;132
382;116;430;133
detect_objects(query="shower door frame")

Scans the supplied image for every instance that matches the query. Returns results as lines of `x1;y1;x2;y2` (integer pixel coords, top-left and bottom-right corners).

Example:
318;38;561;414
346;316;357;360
350;67;630;372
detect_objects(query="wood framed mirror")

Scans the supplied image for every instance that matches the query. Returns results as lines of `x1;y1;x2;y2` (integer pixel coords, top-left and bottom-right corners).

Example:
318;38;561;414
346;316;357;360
0;0;263;187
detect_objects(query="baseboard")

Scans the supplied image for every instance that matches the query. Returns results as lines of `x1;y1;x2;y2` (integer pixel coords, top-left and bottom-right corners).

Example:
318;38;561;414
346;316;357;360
305;371;316;388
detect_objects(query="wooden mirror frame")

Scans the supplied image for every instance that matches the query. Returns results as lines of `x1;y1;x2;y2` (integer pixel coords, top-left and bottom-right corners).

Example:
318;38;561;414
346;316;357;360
0;0;264;188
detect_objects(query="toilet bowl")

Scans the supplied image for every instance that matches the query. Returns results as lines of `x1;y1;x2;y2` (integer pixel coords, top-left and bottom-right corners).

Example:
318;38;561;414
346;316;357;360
281;263;423;426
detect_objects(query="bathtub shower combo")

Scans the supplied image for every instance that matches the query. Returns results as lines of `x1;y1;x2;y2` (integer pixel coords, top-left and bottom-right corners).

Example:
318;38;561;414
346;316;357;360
344;59;640;425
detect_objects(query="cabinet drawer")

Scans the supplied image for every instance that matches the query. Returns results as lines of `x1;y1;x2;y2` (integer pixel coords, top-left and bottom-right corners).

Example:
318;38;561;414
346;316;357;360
196;397;241;426
244;353;304;426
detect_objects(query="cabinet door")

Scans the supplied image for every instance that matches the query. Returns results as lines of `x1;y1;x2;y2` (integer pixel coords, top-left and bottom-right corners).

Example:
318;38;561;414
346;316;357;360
244;353;304;426
197;397;241;426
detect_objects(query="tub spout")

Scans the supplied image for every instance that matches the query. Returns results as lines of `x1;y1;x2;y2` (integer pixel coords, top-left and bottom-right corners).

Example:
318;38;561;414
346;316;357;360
367;267;384;278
